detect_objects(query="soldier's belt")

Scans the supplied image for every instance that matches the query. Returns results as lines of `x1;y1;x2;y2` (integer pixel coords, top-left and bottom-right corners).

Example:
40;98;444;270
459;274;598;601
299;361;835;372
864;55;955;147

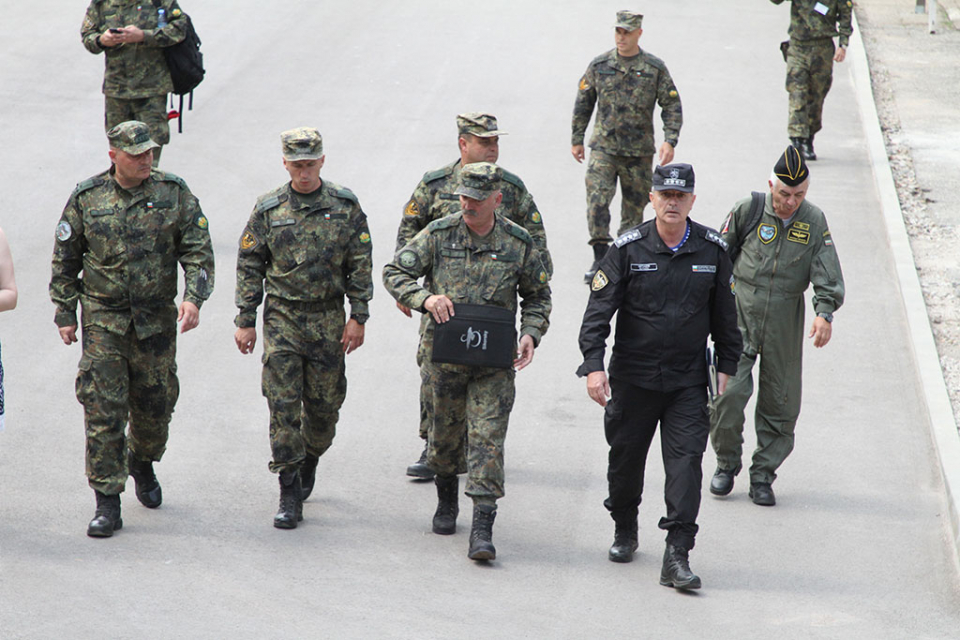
432;303;517;369
269;297;342;312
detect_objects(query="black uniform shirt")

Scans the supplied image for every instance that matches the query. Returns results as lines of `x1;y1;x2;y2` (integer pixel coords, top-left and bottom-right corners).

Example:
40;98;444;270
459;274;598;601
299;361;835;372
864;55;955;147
577;218;742;392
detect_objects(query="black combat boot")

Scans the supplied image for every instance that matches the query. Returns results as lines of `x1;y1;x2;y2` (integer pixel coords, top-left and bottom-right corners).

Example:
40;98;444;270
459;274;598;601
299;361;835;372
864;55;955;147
660;544;702;590
300;454;319;501
467;503;497;561
789;137;805;152
274;471;303;529
709;467;736;496
127;450;162;508
608;518;639;563
432;475;459;535
583;243;609;284
87;491;123;538
749;482;776;506
800;136;816;161
406;442;435;480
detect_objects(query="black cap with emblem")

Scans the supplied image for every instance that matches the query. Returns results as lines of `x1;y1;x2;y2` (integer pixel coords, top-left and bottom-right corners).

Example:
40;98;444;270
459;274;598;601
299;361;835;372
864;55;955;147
652;163;695;193
774;145;809;186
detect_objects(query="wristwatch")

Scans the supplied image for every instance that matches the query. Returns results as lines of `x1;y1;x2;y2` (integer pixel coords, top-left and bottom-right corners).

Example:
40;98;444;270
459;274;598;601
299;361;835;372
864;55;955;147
817;311;834;323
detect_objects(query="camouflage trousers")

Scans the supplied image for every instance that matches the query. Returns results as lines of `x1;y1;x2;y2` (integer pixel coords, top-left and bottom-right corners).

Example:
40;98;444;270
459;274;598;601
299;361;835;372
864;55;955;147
105;94;169;165
585;150;652;246
785;39;835;138
262;298;347;475
76;324;179;495
420;357;516;502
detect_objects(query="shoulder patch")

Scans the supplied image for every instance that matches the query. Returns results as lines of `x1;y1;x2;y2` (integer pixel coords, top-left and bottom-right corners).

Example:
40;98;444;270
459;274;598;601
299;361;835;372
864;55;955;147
591;269;609;292
74;177;103;195
194;213;209;230
506;224;532;244
398;250;420;271
255;193;287;214
427;214;461;232
614;229;642;248
334;187;358;203
404;199;420;217
158;172;187;189
705;230;729;251
501;170;525;190
423;164;455;184
240;230;260;251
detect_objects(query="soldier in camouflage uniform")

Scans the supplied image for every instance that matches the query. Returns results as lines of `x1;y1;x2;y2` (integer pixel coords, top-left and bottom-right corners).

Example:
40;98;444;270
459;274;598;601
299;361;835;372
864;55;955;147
50;121;214;538
234;128;373;530
709;147;844;506
571;10;682;284
383;163;551;561
397;112;552;480
81;0;192;165
772;0;853;160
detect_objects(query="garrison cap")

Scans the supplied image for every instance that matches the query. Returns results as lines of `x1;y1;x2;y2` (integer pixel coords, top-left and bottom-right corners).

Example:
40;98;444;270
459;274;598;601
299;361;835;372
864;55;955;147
454;162;502;200
652;163;695;193
614;10;643;31
281;127;324;161
107;121;159;155
774;145;809;186
457;112;507;138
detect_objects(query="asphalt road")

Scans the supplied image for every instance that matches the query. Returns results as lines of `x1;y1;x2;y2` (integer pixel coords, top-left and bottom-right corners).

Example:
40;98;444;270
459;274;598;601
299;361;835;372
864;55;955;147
1;1;959;638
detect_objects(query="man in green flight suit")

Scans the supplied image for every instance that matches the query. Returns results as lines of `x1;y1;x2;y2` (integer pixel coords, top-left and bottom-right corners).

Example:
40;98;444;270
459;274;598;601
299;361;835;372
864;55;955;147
571;10;683;284
234;127;373;529
772;0;853;160
50;120;215;537
384;162;551;562
81;0;192;165
709;146;845;506
396;112;552;480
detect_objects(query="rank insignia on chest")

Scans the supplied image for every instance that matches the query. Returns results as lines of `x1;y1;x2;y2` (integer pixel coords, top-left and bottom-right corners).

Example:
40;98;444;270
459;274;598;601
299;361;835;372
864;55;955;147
240;231;259;250
758;223;777;244
404;200;420;217
792;221;810;231
359;232;371;244
591;270;609;291
787;228;810;245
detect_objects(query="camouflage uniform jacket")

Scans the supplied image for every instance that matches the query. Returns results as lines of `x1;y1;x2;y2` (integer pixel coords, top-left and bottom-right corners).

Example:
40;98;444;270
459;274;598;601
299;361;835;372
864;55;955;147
571;48;683;157
235;180;373;328
720;193;845;353
396;159;551;274
50;168;215;339
81;0;188;98
383;213;552;348
772;0;853;47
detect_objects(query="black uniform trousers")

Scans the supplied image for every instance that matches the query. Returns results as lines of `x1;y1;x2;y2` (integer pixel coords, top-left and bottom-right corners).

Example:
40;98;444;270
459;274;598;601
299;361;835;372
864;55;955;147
603;377;709;550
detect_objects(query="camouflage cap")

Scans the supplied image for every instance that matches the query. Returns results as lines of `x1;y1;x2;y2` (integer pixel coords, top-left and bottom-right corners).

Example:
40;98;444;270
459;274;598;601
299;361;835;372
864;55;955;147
281;127;324;161
107;121;159;155
454;162;502;200
652;163;695;193
456;112;508;138
614;10;643;31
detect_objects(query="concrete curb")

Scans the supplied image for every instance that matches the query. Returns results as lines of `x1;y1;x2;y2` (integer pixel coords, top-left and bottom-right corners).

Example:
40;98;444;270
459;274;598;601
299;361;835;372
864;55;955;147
850;11;960;568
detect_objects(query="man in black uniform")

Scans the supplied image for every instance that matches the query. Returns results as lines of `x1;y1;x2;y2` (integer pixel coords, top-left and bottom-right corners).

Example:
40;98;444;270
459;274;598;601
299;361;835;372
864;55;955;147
577;164;741;590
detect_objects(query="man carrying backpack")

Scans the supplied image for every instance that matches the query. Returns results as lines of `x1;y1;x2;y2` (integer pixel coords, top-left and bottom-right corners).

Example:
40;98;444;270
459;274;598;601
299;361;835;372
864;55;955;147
81;0;191;165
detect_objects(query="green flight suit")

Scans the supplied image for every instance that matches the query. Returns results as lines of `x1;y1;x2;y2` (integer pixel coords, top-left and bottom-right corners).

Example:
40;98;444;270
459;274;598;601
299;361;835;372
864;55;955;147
710;193;844;484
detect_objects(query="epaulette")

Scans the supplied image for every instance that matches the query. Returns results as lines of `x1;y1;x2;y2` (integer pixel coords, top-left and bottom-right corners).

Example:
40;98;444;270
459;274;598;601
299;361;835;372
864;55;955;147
501;169;525;190
643;51;667;72
333;186;358;203
705;229;729;251
505;222;532;245
158;172;188;189
423;163;455;184
614;228;642;247
591;51;615;67
427;214;461;232
255;193;288;214
74;177;103;195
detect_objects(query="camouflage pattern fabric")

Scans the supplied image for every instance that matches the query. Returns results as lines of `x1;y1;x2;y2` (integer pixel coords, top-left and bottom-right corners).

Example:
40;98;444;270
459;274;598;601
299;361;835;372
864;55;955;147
81;0;188;99
383;213;551;501
710;193;844;485
772;0;853;47
585;150;652;245
78;325;178;494
396;159;552;275
785;39;836;139
50;168;214;338
571;48;682;157
105;95;170;149
234;180;373;328
261;302;347;474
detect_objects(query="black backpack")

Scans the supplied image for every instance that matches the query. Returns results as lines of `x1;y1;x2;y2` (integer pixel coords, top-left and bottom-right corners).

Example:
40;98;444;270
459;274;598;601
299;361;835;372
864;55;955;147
154;2;204;132
727;191;766;264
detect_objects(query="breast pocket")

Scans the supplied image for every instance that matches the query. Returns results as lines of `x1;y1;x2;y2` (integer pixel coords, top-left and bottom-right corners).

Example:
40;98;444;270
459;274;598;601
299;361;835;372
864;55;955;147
480;254;521;302
85;210;126;264
681;271;715;315
628;266;666;313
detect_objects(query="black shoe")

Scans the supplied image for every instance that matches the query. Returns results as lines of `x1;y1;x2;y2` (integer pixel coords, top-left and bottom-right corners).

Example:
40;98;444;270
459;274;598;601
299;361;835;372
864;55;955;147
749;482;776;506
660;544;701;590
709;468;735;496
432;475;459;535
608;520;638;563
300;454;319;501
127;450;162;509
406;443;435;479
274;471;303;529
87;491;123;538
468;504;497;561
789;137;805;151
800;137;816;161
